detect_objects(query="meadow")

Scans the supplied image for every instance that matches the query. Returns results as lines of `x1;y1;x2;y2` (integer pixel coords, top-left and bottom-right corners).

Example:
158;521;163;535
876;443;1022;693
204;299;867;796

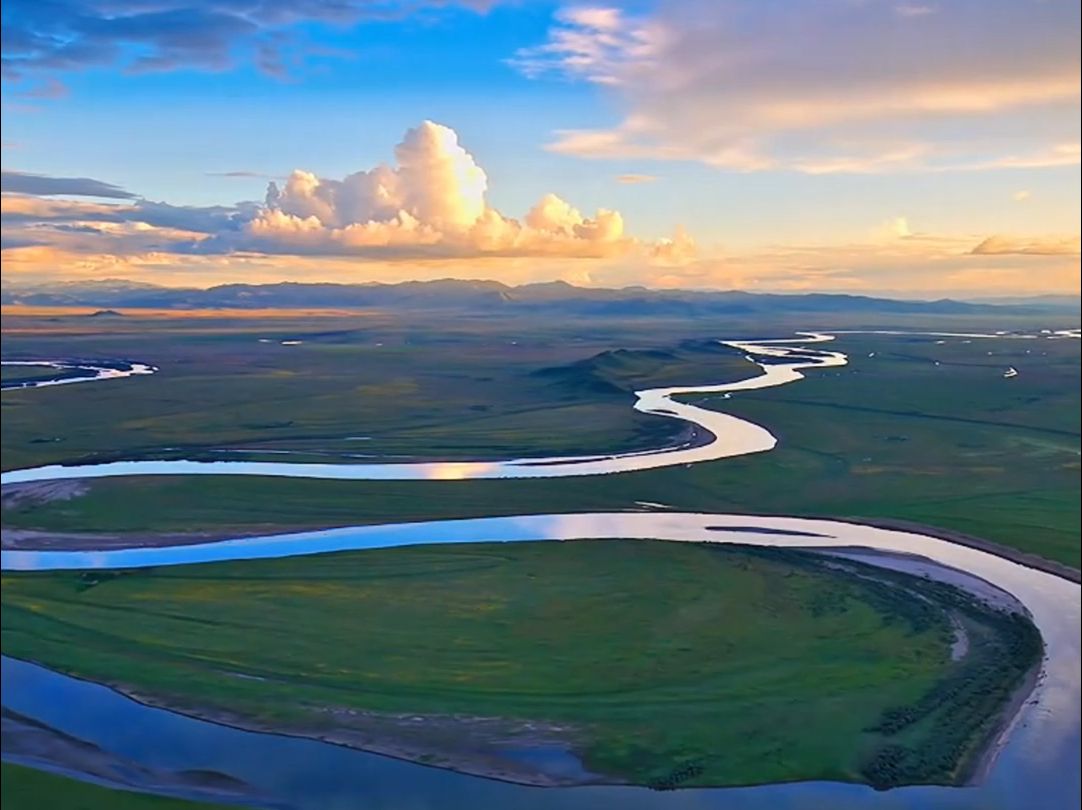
3;309;1078;566
1;764;230;810
1;366;67;385
0;309;751;470
0;540;1038;788
0;307;1067;802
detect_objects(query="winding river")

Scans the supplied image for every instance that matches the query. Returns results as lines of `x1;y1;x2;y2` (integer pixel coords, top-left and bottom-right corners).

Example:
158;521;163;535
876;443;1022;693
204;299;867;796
0;360;157;391
1;333;847;483
1;331;1079;810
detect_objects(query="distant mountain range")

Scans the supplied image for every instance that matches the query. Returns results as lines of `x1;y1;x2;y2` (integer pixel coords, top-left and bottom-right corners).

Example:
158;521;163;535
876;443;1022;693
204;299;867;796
2;278;1079;317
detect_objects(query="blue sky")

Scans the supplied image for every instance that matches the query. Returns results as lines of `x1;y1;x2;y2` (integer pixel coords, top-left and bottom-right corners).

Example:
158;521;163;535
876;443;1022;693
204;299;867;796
2;0;1079;295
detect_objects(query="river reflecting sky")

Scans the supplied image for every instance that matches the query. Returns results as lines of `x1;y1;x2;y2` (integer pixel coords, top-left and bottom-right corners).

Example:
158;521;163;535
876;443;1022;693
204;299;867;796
4;511;1079;810
2;331;1078;808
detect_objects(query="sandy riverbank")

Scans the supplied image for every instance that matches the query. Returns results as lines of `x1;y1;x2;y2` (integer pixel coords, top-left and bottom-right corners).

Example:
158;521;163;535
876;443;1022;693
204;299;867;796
808;544;1045;786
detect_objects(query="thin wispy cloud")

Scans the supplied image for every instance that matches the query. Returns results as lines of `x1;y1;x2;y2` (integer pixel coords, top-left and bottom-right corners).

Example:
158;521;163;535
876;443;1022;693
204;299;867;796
970;235;1081;257
1;170;135;199
1;0;495;87
894;4;937;18
11;78;69;99
516;1;1081;174
205;171;276;179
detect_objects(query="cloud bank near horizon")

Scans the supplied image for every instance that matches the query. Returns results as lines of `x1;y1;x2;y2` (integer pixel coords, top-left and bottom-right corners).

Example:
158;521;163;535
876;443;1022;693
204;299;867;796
2;121;1077;297
2;121;691;262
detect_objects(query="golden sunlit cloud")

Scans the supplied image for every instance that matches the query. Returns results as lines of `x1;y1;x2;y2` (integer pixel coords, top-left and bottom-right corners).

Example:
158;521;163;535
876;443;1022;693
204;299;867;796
3;222;1078;299
594;236;1082;297
212;121;685;260
970;235;1081;256
2;122;692;265
1;3;1077;301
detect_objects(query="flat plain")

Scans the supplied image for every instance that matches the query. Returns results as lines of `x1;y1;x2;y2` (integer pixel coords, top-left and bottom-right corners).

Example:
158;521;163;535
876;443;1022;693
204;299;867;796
0;306;1076;802
0;540;1041;788
3;309;1078;566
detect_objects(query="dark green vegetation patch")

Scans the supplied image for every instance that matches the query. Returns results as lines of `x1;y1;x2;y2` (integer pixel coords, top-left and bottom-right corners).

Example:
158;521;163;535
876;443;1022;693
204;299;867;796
0;764;233;810
1;365;69;385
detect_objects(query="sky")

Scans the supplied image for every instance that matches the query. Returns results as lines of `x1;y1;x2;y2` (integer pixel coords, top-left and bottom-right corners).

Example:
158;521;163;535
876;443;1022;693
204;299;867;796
1;0;1079;297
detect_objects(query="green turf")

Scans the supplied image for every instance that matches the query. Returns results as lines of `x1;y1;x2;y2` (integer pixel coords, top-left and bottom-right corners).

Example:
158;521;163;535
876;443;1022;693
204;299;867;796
1;365;70;385
6;324;1073;566
0;312;753;471
0;539;1038;788
0;764;233;810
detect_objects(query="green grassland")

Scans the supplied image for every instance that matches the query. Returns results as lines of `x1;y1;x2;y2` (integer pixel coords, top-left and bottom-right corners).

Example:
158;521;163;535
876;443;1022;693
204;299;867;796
1;365;73;385
1;764;232;810
3;312;1077;566
0;540;1039;788
0;310;753;471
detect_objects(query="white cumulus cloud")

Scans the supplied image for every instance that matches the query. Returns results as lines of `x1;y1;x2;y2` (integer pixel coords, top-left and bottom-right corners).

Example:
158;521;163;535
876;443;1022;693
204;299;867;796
219;120;678;259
